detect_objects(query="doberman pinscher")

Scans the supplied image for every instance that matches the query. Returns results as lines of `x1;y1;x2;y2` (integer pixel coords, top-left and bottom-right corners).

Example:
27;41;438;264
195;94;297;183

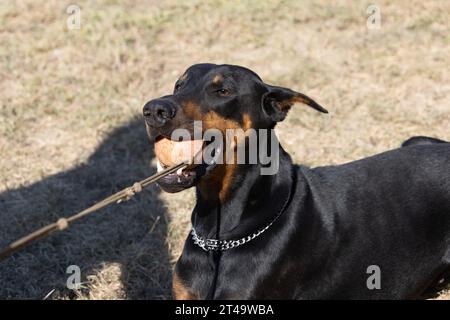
143;63;450;299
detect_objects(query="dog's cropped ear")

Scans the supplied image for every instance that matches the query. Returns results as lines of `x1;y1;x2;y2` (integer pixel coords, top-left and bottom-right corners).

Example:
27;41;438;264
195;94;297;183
262;84;328;122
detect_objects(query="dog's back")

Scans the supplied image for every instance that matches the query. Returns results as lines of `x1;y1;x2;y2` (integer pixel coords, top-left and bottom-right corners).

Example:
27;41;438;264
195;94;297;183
296;143;450;298
401;136;448;147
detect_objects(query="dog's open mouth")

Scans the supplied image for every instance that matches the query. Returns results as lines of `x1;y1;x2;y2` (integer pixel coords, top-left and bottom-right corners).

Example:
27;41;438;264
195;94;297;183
154;135;220;193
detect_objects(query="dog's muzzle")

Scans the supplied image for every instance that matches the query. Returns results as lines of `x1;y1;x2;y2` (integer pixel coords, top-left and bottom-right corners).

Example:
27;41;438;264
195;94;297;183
143;98;177;128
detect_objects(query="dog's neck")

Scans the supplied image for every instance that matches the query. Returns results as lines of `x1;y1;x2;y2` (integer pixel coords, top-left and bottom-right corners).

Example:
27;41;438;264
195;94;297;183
192;146;294;240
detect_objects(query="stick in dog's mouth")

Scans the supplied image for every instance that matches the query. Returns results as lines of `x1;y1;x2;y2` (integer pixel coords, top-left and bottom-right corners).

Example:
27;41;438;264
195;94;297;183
154;135;220;190
154;135;203;168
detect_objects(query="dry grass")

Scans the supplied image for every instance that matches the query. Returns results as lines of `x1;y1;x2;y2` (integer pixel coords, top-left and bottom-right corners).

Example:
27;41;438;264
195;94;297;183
0;0;449;299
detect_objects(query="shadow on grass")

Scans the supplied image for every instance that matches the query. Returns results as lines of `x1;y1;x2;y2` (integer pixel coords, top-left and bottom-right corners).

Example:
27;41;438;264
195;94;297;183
0;118;172;299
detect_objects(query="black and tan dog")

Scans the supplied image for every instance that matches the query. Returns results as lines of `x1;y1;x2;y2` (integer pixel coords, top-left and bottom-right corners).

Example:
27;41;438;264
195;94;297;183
143;63;450;299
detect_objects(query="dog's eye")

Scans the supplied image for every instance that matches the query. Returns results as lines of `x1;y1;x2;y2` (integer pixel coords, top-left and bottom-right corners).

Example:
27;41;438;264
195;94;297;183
215;88;230;96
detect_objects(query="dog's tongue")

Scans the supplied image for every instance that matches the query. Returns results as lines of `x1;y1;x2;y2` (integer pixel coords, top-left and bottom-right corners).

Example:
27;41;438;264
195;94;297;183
155;137;203;166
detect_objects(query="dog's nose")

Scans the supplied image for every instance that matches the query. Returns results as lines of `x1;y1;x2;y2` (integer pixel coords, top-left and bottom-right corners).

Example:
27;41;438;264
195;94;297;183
143;99;176;127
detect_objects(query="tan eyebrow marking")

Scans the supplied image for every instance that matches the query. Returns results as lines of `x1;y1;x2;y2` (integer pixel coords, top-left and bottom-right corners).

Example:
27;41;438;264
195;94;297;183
212;74;223;84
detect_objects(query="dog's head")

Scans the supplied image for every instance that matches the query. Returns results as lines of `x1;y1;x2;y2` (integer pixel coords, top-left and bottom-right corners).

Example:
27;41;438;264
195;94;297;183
143;63;327;196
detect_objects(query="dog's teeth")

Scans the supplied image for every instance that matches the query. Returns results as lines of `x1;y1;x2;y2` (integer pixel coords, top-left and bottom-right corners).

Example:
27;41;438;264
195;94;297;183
157;160;164;173
210;147;221;164
177;168;183;175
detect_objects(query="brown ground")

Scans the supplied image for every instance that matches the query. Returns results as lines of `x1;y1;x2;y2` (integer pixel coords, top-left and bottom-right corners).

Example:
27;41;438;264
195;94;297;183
0;0;449;299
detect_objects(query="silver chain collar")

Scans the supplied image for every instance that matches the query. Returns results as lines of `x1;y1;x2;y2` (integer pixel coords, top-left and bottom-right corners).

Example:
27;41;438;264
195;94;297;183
191;191;291;251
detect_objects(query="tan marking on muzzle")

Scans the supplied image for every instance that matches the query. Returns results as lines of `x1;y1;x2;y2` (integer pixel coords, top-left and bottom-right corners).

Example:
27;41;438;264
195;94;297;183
180;104;255;203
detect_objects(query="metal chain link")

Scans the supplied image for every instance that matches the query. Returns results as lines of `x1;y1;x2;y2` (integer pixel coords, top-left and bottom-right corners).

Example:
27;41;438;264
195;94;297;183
191;192;291;251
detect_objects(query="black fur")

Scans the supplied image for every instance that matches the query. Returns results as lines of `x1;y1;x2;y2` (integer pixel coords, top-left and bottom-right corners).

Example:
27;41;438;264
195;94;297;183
144;64;450;299
402;136;448;147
